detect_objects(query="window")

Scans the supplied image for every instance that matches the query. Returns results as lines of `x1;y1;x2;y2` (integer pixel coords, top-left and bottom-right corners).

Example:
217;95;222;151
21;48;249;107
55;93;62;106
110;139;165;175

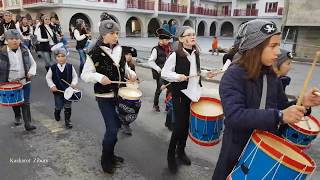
246;3;256;10
265;2;278;13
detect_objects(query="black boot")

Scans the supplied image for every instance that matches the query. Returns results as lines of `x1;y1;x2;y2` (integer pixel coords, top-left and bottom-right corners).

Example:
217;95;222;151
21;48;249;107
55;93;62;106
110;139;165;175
177;147;191;165
54;109;61;121
167;136;178;173
12;106;22;126
112;154;124;165
101;150;115;174
22;104;36;131
64;108;72;129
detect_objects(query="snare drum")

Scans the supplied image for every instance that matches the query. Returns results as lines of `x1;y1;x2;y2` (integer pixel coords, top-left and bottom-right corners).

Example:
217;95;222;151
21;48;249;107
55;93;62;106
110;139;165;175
64;87;82;102
189;97;224;146
281;115;320;149
117;87;142;124
0;82;24;106
228;130;315;180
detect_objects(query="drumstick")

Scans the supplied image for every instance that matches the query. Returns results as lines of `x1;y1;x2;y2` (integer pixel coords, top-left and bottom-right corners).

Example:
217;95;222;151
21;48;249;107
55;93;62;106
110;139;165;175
110;81;134;84
296;51;320;129
61;79;71;86
56;89;64;93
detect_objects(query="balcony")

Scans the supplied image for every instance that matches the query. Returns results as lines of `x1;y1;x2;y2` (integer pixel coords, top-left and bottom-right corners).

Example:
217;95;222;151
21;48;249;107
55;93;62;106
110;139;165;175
22;0;58;5
99;0;117;2
278;7;283;15
190;6;218;16
159;3;187;13
127;0;154;11
233;9;258;16
218;9;231;16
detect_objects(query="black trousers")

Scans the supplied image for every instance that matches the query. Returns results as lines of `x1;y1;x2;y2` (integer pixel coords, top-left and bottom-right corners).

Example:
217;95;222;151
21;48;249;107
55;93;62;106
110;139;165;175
153;76;163;106
168;93;191;157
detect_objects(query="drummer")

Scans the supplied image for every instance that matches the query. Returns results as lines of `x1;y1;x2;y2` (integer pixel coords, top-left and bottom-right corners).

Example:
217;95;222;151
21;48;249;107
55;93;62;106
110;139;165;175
212;19;320;180
45;48;78;129
81;18;136;174
273;48;293;91
0;29;37;131
161;26;216;173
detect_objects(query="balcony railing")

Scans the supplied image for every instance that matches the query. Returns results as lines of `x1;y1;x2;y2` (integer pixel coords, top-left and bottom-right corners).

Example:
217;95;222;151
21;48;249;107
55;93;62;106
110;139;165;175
127;0;154;10
22;0;57;5
233;9;258;16
190;6;218;16
159;3;187;13
278;7;283;15
99;0;117;2
218;9;231;16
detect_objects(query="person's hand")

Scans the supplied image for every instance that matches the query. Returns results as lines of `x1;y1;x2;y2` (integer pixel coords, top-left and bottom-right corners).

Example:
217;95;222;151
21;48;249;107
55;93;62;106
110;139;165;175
178;74;188;82
282;105;307;124
160;85;167;91
128;74;137;82
100;76;112;85
27;73;33;80
207;71;217;78
302;88;320;107
50;86;58;92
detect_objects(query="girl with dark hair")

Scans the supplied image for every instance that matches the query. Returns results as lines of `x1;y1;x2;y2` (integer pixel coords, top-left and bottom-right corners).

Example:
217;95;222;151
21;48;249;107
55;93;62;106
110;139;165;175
161;26;216;173
19;16;32;49
74;19;91;75
212;19;320;180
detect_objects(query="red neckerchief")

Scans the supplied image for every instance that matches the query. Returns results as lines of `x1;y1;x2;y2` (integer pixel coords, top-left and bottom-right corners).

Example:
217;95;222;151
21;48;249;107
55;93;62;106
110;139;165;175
159;43;172;57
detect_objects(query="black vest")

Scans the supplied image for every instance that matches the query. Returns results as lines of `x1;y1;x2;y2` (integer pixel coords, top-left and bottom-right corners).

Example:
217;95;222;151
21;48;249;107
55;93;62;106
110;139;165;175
172;52;202;96
151;45;168;79
51;63;73;92
20;26;30;36
0;46;32;82
89;46;126;94
38;24;57;51
76;29;88;50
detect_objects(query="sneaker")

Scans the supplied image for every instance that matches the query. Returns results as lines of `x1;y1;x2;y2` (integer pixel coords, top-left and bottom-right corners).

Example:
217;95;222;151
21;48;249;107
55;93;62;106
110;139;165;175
153;105;160;112
122;124;132;135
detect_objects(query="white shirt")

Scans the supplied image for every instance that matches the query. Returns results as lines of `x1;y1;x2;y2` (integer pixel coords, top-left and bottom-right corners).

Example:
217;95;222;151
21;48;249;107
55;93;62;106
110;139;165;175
8;46;37;85
35;24;54;45
81;45;136;98
148;48;162;72
73;29;87;41
45;63;78;88
161;50;206;102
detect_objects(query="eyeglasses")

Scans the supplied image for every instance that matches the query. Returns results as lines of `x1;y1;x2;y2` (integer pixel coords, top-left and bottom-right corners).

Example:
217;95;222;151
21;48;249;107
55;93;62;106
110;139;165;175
182;33;196;37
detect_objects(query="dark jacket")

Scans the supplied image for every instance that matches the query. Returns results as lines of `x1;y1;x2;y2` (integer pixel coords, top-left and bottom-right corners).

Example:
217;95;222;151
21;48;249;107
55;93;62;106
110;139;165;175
51;63;73;93
0;45;32;82
212;64;294;180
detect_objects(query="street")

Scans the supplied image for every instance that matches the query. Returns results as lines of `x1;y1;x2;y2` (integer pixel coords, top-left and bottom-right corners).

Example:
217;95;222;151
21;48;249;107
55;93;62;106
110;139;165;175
0;49;320;180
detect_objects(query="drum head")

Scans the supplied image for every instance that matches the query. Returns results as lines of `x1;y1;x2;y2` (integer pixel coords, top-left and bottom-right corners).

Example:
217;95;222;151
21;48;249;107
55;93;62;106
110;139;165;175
257;132;313;167
51;42;64;52
118;87;142;100
0;82;23;90
295;116;320;132
191;97;223;117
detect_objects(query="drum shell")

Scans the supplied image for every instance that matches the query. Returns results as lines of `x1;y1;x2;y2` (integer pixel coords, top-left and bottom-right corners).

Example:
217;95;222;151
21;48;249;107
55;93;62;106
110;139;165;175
228;130;315;180
189;97;224;147
281;115;320;149
117;96;141;124
0;82;24;106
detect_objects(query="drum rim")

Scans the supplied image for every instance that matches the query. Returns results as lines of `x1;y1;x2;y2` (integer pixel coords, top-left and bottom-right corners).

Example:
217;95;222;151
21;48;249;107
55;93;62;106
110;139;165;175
190;97;224;120
0;101;24;107
252;130;315;174
118;87;142;100
188;133;221;147
0;82;23;90
289;115;320;135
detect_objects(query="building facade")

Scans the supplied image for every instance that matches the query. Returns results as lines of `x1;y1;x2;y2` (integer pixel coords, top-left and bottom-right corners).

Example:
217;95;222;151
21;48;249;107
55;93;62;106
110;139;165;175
1;0;284;39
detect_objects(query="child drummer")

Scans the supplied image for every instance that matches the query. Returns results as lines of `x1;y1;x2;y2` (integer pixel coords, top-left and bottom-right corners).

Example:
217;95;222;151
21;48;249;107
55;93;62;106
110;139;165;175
212;19;320;180
161;26;216;173
0;29;37;131
45;48;78;129
273;48;293;91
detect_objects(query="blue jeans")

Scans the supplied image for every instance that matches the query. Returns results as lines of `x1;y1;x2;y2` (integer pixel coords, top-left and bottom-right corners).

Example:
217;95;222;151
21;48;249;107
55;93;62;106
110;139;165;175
53;93;72;110
12;83;31;118
77;49;86;75
97;98;121;153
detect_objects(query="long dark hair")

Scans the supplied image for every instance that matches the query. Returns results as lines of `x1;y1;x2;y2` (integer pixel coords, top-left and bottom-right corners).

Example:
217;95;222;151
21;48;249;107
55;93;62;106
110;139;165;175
234;36;272;80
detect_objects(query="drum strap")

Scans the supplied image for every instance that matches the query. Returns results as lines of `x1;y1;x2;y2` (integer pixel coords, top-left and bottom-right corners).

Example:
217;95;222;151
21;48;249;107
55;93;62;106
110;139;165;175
259;75;267;110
